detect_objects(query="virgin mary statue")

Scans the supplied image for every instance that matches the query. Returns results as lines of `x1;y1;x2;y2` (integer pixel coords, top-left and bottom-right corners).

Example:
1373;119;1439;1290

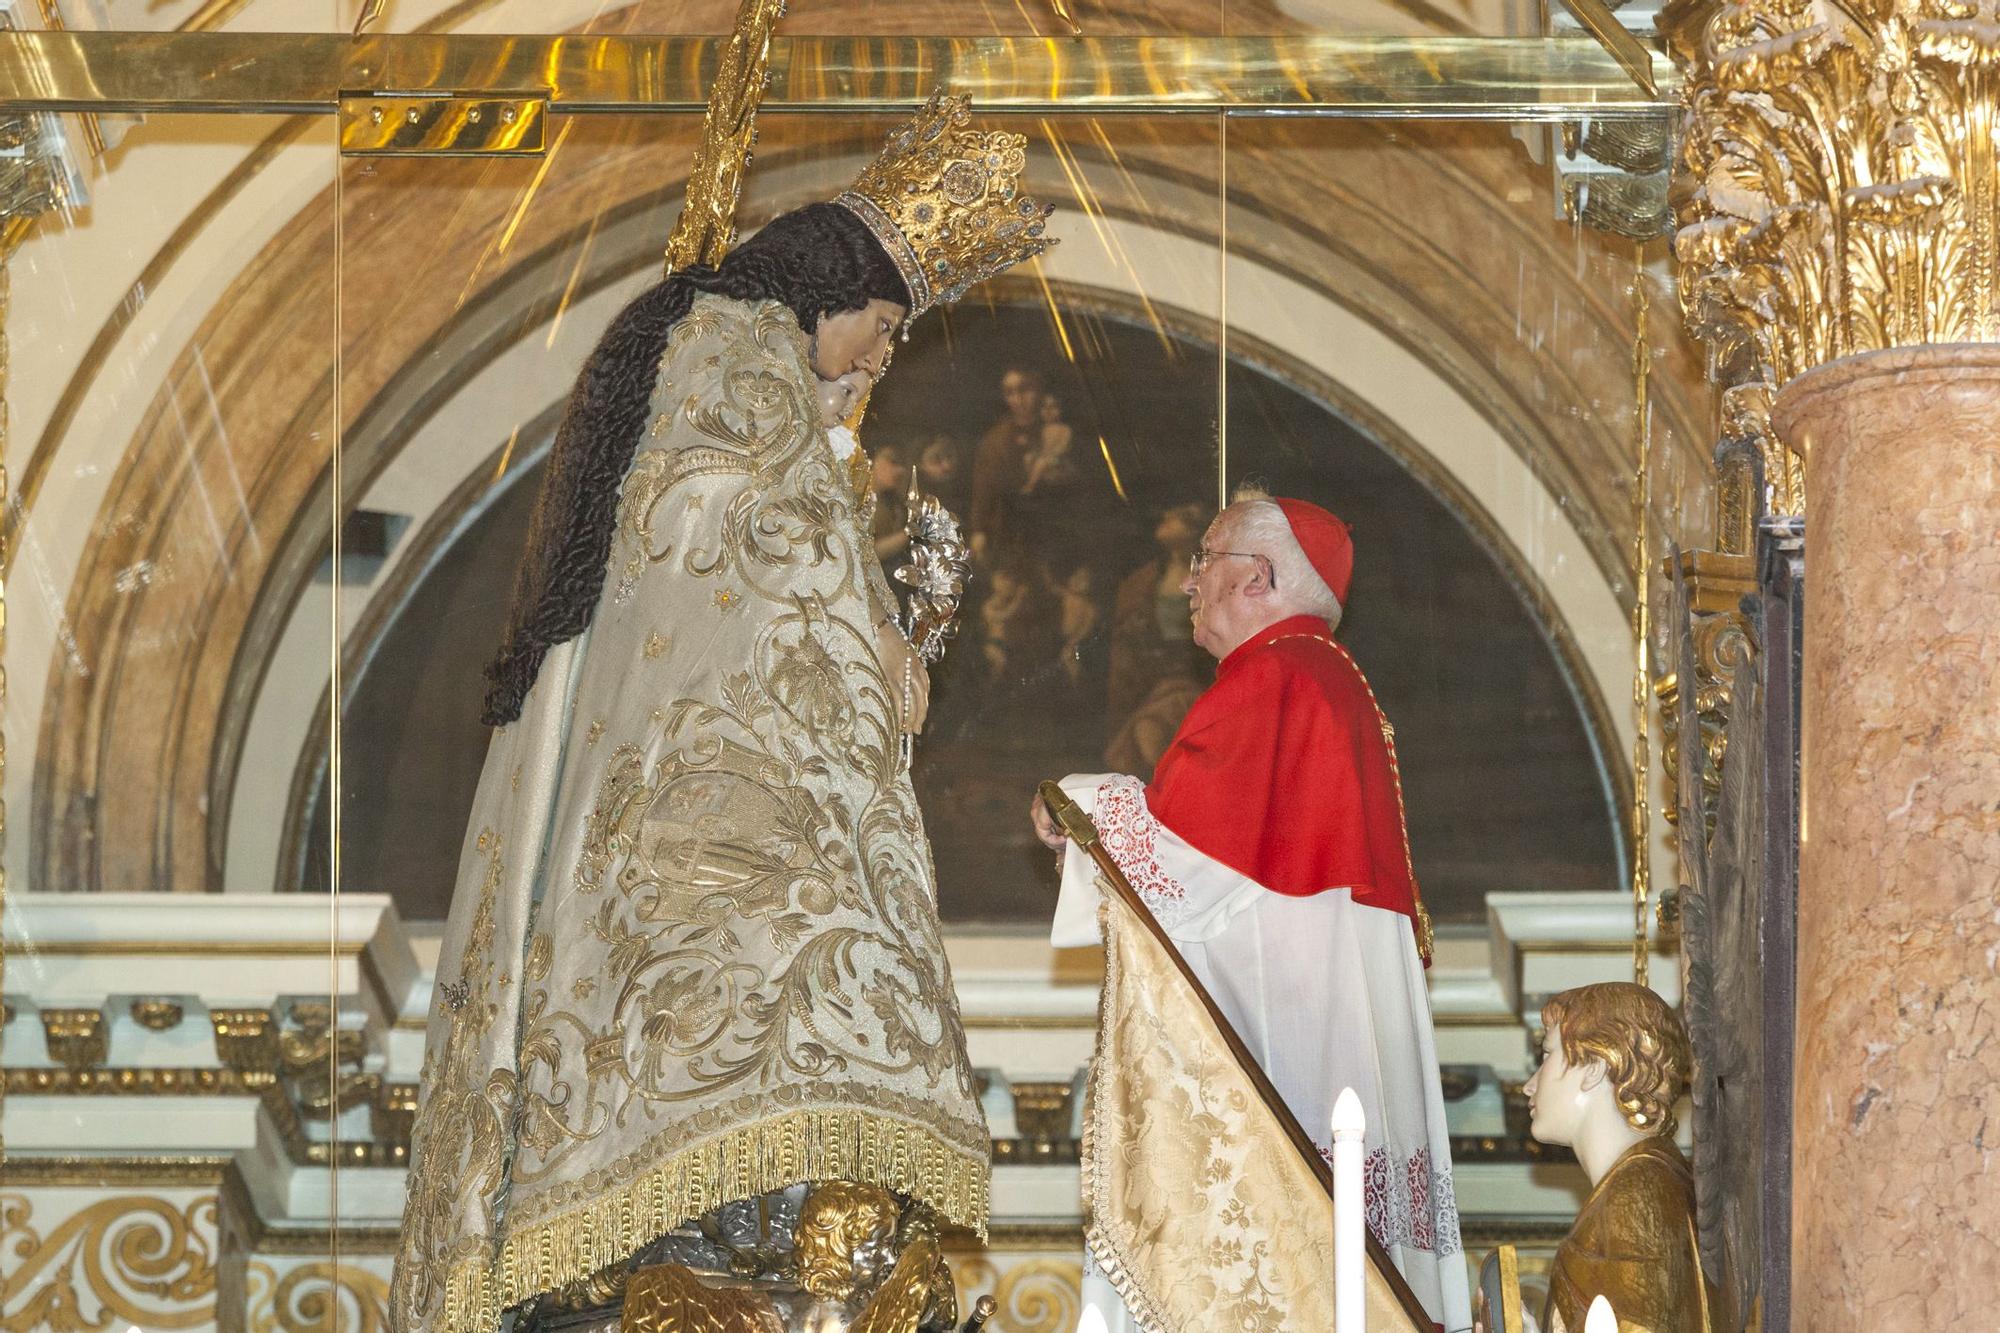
389;97;1054;1333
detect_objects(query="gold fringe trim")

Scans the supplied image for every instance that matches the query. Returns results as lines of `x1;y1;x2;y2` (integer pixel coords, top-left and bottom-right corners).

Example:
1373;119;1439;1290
431;1106;990;1333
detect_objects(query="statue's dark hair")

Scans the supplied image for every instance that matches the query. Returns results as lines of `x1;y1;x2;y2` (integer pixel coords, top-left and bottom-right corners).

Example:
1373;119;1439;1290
481;201;911;726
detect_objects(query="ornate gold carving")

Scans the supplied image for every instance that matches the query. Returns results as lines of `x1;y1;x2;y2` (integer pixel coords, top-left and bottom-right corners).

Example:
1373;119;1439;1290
244;1259;391;1333
1720;381;1803;518
1007;1081;1075;1142
7;1066;260;1095
993;1080;1079;1163
944;1257;1083;1333
851;1232;951;1333
1675;0;2000;413
0;1193;219;1330
371;1080;419;1154
620;1264;783;1333
40;1007;108;1070
131;998;187;1031
280;1001;372;1120
661;0;785;277
796;1182;901;1303
210;1007;279;1077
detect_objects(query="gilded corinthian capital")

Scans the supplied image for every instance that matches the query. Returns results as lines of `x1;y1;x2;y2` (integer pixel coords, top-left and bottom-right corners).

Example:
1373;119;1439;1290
1673;0;2000;398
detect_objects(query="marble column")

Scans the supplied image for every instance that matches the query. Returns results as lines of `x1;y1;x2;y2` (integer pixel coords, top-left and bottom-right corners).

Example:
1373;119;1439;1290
1772;346;2000;1327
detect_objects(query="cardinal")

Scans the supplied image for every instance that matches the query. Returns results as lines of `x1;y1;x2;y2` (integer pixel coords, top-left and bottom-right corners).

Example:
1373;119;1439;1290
1032;492;1472;1333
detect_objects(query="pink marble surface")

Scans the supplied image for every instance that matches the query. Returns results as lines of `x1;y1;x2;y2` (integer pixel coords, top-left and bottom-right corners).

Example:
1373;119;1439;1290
1774;345;2000;1329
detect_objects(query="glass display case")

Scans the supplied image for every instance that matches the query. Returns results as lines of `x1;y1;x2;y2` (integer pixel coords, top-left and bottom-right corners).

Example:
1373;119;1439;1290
0;4;1718;1328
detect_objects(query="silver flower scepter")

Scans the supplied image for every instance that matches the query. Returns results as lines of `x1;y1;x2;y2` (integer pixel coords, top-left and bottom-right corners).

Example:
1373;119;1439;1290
894;494;971;664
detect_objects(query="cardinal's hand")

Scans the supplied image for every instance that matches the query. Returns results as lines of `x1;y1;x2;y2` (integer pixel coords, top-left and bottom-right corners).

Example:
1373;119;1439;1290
1030;792;1068;850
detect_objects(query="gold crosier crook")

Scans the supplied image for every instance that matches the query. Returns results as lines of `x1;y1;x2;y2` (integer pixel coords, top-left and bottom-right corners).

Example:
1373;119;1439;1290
661;0;787;276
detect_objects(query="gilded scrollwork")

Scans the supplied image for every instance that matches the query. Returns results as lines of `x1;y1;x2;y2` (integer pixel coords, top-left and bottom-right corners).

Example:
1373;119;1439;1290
245;1260;392;1333
0;1193;219;1331
943;1256;1082;1333
1674;0;2000;488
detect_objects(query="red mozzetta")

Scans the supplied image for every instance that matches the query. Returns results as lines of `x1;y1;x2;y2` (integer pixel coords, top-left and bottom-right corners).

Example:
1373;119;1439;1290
1145;613;1430;959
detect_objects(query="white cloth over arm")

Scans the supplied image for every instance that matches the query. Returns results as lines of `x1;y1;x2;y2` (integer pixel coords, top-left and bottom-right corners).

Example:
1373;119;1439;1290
1054;773;1472;1333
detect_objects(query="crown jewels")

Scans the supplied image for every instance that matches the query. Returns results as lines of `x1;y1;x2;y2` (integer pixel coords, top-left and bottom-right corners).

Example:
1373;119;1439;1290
835;94;1057;320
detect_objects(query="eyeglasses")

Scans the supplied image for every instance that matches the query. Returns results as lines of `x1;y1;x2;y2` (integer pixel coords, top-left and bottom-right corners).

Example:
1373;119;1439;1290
1188;547;1276;587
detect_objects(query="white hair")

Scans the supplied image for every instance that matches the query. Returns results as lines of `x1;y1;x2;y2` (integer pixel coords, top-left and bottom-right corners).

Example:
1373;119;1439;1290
1222;495;1344;628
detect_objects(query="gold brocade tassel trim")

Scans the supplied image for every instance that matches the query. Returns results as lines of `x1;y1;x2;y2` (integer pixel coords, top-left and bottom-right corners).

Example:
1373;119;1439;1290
432;1107;990;1333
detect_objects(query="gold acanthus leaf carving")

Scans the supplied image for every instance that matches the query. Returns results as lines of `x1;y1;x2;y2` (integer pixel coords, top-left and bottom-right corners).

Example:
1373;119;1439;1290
1674;0;2000;445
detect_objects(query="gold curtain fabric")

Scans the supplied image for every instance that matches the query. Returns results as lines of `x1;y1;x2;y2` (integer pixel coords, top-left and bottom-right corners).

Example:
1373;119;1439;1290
388;295;989;1333
1081;887;1424;1333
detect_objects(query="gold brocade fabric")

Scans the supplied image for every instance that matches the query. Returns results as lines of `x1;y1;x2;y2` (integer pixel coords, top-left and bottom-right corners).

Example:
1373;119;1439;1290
388;296;989;1333
1544;1139;1710;1333
1081;888;1422;1333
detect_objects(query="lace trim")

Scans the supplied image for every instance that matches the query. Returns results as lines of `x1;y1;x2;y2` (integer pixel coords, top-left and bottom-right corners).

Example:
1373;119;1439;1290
429;1107;990;1333
1092;778;1200;932
1360;1145;1462;1258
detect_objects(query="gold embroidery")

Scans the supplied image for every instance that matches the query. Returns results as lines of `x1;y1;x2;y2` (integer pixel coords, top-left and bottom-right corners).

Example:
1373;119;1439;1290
586;719;606;748
389;833;516;1333
396;296;987;1333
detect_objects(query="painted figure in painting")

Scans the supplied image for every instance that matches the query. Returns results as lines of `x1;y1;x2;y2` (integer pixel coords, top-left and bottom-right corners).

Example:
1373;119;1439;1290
387;95;1053;1333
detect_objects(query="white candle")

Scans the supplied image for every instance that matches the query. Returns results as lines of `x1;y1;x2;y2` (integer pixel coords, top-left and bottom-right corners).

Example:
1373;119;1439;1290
1331;1086;1366;1333
1584;1294;1618;1333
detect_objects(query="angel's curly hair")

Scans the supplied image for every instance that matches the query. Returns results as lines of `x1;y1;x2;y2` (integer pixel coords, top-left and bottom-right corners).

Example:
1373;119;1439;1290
1540;982;1693;1137
481;202;910;725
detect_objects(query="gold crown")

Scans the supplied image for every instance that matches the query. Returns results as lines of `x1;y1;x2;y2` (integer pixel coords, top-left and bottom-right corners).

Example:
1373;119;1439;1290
835;94;1056;319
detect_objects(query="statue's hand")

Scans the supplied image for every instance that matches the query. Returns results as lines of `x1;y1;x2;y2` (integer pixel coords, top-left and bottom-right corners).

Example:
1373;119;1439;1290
875;620;930;736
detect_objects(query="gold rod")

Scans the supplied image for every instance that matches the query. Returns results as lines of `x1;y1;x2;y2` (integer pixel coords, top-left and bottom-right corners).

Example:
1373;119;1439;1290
1216;109;1228;511
1630;249;1651;987
1554;0;1658;99
0;32;1678;117
0;232;11;1168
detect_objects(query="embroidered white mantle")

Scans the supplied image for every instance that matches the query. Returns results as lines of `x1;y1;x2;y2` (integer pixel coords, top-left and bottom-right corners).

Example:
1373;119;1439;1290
389;296;989;1333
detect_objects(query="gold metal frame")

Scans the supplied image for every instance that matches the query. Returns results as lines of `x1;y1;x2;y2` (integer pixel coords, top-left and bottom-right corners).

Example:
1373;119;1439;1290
0;32;1676;118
